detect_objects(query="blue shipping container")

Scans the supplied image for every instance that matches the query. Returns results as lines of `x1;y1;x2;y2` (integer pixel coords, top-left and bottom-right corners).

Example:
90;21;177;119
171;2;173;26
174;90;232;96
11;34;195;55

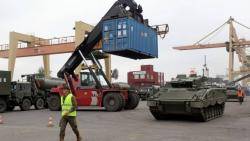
102;17;158;59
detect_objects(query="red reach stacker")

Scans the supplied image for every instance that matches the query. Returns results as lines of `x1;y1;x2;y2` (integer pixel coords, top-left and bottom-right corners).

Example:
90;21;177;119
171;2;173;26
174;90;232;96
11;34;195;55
47;0;167;112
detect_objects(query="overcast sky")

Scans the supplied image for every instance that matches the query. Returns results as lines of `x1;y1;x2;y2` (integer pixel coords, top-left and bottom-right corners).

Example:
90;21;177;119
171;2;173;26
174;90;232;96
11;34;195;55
0;0;250;82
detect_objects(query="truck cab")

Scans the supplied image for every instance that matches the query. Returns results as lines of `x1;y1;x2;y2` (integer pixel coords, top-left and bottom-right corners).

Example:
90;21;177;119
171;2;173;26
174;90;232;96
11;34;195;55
75;72;100;106
75;71;113;107
0;71;11;112
80;72;96;87
0;71;11;96
11;82;32;100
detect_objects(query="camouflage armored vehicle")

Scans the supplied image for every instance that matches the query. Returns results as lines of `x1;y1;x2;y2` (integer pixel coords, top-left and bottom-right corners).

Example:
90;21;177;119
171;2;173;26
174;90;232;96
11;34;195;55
226;86;239;101
147;74;227;121
225;74;250;102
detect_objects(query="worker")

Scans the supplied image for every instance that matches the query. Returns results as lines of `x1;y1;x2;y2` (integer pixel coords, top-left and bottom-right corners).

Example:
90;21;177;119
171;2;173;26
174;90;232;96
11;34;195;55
237;87;244;105
59;84;81;141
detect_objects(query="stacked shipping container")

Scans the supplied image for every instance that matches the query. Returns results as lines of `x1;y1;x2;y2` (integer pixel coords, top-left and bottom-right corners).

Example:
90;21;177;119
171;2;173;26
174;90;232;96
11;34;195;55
127;65;164;87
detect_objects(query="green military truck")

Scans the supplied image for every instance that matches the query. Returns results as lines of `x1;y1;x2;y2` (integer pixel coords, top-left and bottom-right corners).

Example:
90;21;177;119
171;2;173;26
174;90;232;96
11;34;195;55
0;71;46;113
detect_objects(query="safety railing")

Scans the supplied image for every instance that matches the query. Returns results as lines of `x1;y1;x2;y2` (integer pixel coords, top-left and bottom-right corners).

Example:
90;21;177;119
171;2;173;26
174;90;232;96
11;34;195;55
49;36;75;45
0;36;75;51
0;44;9;51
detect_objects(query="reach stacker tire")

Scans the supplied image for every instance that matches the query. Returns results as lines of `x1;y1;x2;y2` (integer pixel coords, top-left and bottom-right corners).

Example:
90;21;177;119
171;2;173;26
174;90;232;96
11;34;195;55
124;93;140;110
103;93;125;112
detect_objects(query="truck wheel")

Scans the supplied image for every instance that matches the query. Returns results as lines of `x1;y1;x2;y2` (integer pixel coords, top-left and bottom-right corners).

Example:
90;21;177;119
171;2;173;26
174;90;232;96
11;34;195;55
0;98;7;113
48;95;61;111
35;98;45;110
103;93;125;112
117;94;125;111
20;99;31;111
124;93;140;110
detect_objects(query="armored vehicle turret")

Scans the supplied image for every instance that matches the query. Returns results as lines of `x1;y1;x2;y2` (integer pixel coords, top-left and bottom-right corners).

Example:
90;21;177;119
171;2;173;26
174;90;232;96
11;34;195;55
147;74;227;121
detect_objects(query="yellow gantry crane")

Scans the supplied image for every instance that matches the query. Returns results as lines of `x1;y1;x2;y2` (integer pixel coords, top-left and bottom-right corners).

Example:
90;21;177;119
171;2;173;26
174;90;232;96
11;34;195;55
173;17;250;86
0;22;112;81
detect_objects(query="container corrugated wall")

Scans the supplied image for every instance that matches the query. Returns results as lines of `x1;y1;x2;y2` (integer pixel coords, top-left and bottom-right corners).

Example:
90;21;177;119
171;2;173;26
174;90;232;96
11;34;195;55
127;65;165;87
102;17;158;59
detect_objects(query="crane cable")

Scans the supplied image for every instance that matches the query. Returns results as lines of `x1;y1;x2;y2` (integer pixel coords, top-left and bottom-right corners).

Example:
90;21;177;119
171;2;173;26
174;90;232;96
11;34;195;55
202;25;225;44
194;20;228;45
193;18;250;46
233;20;250;30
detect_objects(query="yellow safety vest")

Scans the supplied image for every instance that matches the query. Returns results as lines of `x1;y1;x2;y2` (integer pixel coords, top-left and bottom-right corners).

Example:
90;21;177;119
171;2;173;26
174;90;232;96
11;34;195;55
61;93;77;117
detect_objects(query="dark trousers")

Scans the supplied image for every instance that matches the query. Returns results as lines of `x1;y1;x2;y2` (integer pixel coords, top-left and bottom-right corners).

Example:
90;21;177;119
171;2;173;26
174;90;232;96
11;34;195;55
59;116;80;140
239;97;244;104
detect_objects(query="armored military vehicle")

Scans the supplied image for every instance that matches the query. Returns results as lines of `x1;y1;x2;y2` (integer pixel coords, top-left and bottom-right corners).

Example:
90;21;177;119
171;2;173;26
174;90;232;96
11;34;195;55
147;74;227;121
226;86;239;101
225;74;250;102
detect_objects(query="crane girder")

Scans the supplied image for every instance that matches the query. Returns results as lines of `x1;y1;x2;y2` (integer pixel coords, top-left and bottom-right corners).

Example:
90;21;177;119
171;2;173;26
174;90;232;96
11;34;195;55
173;43;227;50
173;41;250;50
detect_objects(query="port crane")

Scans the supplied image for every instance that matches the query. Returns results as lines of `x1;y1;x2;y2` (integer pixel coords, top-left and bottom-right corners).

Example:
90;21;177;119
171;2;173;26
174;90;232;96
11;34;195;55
173;17;250;86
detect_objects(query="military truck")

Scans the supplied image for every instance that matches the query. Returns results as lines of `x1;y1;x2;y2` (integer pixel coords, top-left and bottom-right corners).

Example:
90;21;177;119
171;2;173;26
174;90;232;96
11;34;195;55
147;74;227;121
0;71;49;113
21;74;65;109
